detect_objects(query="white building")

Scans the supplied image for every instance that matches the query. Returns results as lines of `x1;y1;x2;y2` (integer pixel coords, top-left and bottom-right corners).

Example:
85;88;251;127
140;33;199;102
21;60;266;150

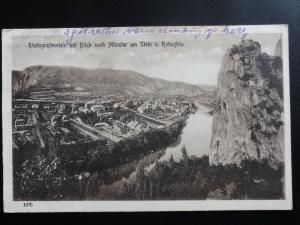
137;104;150;113
57;104;66;114
91;104;105;112
32;103;39;109
78;107;89;113
90;104;105;116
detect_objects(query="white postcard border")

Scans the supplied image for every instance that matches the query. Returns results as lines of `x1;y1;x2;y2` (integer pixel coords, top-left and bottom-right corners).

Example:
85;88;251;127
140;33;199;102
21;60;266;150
2;25;292;212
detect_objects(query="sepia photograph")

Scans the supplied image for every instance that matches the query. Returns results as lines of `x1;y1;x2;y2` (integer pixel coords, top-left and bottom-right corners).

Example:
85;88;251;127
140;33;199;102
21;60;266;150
2;25;292;212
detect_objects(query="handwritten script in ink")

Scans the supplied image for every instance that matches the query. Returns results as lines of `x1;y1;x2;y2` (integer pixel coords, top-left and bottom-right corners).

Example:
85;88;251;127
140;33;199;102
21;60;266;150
64;26;248;44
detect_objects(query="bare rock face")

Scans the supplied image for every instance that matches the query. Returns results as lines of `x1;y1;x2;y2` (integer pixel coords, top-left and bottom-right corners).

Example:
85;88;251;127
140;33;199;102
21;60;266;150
274;37;282;57
12;67;40;94
210;39;284;167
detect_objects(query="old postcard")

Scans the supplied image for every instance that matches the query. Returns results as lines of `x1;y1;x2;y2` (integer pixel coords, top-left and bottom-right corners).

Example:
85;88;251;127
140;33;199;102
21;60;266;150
2;25;292;212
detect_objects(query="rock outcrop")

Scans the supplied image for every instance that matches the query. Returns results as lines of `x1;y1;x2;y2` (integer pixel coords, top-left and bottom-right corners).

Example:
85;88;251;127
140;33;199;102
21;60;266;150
210;39;284;167
274;37;282;57
12;67;40;93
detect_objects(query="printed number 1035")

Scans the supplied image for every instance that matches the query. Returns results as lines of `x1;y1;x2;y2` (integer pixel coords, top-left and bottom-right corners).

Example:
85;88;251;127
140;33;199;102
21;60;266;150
23;203;33;207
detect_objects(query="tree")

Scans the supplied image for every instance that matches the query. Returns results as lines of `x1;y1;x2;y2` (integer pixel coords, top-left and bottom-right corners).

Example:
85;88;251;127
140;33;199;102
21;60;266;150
169;154;175;169
181;145;189;165
135;164;145;199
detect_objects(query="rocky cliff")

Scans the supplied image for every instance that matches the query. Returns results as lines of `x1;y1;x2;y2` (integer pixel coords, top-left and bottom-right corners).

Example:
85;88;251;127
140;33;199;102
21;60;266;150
210;39;284;167
274;37;282;57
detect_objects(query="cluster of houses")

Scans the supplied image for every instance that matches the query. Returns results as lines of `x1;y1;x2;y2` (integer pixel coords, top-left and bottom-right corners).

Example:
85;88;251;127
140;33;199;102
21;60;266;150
12;93;195;152
72;100;118;115
135;98;193;122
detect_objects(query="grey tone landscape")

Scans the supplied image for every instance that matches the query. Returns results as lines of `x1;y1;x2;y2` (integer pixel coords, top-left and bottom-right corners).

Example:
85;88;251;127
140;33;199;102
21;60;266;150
12;66;213;96
12;37;285;201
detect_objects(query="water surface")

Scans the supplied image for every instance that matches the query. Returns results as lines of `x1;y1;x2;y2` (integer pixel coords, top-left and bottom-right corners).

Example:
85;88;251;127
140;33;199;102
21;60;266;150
155;103;213;164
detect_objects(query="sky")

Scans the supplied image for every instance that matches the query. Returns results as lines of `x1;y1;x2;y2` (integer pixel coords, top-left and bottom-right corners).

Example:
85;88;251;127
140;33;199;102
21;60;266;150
12;32;281;86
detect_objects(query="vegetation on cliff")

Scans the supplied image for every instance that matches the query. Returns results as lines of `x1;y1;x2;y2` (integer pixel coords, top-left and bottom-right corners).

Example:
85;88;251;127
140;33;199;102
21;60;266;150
210;39;284;166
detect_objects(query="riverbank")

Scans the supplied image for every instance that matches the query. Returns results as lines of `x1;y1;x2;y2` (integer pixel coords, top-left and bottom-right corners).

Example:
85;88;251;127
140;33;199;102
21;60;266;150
14;107;190;200
91;103;214;199
14;103;215;200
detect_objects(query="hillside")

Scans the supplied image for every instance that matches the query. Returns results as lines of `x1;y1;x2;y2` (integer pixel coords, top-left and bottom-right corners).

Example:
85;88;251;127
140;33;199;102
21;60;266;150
12;66;215;97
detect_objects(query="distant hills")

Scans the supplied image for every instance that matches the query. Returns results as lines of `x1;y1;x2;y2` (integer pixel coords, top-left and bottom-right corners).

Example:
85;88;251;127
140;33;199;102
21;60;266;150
12;65;216;97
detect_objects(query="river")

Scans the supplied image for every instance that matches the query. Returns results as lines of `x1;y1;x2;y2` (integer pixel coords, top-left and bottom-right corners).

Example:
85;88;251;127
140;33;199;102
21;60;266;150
77;103;214;197
157;103;213;162
110;103;213;184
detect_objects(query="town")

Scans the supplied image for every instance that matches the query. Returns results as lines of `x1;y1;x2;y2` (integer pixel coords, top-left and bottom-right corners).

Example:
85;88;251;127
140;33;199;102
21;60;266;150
12;84;202;159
